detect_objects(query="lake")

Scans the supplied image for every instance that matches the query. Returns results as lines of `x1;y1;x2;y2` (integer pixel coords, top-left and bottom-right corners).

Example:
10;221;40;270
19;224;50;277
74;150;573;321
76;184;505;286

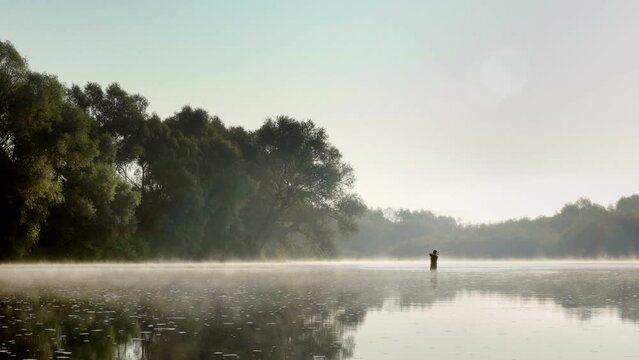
1;261;638;359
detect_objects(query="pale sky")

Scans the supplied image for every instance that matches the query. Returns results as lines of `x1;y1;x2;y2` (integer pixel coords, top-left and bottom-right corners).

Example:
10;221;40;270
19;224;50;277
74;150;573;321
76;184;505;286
2;0;639;223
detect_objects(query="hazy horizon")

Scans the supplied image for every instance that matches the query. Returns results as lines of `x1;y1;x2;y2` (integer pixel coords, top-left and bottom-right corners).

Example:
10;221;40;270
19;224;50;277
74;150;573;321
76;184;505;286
3;0;639;222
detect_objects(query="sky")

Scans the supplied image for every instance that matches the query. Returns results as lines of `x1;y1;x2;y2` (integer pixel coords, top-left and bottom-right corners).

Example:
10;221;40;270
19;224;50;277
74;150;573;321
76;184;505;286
2;0;639;223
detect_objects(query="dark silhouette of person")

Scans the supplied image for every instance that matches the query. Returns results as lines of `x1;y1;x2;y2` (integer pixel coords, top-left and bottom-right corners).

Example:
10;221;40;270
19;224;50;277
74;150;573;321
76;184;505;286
429;250;439;270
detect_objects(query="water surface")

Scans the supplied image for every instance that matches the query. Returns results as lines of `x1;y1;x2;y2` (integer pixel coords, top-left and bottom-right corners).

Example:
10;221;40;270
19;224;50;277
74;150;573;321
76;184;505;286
1;261;638;359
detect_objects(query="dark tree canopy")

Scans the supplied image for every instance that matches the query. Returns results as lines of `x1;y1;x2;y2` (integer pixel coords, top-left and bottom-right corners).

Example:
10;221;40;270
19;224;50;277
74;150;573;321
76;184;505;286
0;41;142;260
0;41;364;261
238;117;365;256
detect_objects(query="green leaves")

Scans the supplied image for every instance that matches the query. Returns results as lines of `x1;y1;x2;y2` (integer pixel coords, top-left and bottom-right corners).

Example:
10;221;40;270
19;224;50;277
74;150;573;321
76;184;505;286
0;41;365;260
238;116;365;257
1;41;142;260
0;42;74;258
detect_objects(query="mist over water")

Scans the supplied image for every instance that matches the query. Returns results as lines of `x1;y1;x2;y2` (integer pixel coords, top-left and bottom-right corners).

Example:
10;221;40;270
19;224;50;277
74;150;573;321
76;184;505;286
1;261;639;359
3;3;639;359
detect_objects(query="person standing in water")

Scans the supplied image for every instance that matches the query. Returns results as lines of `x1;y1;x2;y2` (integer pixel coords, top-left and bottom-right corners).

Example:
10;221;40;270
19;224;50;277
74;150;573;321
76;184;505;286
429;250;439;270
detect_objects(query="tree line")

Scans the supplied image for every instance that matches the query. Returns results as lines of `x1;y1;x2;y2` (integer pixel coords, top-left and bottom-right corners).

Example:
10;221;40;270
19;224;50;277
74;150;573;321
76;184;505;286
3;40;639;261
340;196;639;258
0;41;365;260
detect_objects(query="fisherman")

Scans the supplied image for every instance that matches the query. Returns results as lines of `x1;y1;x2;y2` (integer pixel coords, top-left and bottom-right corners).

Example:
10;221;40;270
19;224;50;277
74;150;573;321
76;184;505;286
429;250;439;270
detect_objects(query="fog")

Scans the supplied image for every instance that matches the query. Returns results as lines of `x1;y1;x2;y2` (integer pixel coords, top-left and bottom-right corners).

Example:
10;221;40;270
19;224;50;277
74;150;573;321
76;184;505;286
1;261;639;359
340;196;639;258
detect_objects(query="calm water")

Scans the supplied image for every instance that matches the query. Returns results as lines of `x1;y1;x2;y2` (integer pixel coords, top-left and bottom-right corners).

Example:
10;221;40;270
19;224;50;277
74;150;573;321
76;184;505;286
1;261;638;359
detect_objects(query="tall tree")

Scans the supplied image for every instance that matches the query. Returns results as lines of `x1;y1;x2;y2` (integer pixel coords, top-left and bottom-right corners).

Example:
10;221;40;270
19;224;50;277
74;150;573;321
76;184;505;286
1;42;366;260
0;41;87;258
238;117;365;256
0;41;142;259
136;107;253;258
68;82;148;189
35;124;142;260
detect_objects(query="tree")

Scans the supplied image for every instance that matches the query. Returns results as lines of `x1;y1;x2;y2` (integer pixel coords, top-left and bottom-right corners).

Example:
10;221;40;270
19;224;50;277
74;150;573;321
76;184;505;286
0;41;87;258
35;125;142;260
1;42;366;260
68;82;148;189
238;117;365;256
0;41;142;259
615;195;639;217
135;107;253;258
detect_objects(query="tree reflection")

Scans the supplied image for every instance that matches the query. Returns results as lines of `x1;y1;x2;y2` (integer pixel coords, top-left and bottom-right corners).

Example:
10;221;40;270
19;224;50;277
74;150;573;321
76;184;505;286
0;265;638;359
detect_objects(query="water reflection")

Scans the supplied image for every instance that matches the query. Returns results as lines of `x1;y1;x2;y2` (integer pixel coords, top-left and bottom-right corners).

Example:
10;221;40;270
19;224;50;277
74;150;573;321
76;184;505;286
0;262;638;359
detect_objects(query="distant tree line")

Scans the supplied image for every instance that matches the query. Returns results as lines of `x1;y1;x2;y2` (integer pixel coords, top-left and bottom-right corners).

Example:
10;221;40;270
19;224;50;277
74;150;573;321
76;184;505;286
340;196;639;258
0;41;365;260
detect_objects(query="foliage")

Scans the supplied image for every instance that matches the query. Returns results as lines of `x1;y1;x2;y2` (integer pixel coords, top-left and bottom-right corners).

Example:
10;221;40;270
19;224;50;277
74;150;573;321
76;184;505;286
0;41;142;260
5;39;639;261
340;196;639;258
238;117;365;256
0;41;364;260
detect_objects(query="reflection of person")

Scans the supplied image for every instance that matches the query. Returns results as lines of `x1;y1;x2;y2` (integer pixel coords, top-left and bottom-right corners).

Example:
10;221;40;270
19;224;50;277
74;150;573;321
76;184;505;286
429;250;439;270
430;268;438;288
